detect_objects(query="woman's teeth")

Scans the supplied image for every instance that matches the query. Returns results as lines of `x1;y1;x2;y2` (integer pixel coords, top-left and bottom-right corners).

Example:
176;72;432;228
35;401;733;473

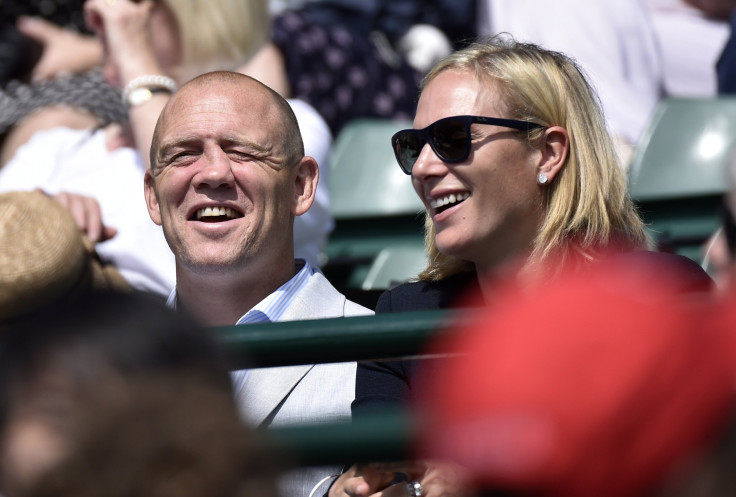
430;192;470;210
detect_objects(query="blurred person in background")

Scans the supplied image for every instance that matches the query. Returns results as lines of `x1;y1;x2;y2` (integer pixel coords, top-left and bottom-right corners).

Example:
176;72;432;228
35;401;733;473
477;0;664;168
242;0;477;136
0;0;333;297
0;190;129;329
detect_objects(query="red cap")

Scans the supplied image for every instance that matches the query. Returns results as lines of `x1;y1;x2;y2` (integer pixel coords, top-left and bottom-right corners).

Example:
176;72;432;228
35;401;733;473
415;259;736;497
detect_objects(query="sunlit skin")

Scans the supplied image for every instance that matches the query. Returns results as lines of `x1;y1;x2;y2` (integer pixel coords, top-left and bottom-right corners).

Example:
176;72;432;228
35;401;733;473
411;70;546;275
144;75;317;326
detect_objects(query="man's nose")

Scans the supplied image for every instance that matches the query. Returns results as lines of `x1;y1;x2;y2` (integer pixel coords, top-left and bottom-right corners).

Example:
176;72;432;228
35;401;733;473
194;150;235;189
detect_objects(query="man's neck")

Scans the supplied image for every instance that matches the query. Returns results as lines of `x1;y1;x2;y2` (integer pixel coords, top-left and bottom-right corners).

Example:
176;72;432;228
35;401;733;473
175;260;297;327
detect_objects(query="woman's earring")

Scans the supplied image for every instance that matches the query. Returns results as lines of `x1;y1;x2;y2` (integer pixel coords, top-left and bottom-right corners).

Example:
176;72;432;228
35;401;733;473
537;173;549;185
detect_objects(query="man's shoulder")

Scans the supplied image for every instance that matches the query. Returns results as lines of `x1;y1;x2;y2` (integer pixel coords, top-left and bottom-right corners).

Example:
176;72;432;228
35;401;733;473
285;270;373;319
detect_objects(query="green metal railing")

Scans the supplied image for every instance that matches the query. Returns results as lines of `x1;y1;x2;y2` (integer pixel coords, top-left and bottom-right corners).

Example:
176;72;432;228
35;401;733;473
212;309;469;369
211;309;469;465
268;409;416;465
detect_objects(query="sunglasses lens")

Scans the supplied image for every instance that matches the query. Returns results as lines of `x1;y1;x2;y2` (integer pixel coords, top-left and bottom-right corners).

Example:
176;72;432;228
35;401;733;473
394;131;424;174
430;118;470;162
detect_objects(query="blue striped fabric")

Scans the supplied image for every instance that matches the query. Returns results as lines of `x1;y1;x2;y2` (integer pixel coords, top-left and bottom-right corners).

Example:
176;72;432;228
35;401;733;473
231;260;313;392
165;260;315;392
165;260;313;320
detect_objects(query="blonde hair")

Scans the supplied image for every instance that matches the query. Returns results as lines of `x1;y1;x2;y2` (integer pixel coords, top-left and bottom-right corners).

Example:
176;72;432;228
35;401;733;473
165;0;270;82
418;36;648;281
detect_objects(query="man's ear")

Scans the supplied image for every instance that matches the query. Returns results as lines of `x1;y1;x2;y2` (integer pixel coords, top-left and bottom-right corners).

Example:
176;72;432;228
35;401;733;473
292;156;318;216
144;169;162;226
537;126;569;183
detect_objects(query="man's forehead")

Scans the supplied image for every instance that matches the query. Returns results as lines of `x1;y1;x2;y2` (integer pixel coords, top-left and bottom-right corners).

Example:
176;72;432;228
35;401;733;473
164;88;276;132
172;80;274;113
162;89;276;131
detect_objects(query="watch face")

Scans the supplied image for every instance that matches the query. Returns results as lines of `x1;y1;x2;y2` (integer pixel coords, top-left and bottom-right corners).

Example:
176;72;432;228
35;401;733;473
128;87;154;106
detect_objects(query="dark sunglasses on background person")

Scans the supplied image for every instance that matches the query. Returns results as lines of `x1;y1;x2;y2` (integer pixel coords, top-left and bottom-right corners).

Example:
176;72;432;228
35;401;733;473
391;115;544;175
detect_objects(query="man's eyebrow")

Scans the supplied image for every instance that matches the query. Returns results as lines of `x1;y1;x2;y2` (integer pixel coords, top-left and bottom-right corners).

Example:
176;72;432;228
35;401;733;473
219;135;272;154
157;135;201;156
159;134;271;152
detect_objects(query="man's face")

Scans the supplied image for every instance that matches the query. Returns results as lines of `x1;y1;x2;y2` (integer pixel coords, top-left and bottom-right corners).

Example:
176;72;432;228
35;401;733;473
145;81;306;274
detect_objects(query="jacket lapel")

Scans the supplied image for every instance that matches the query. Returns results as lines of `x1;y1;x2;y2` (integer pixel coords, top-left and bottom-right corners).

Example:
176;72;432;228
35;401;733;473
237;273;347;427
281;272;345;321
237;364;315;427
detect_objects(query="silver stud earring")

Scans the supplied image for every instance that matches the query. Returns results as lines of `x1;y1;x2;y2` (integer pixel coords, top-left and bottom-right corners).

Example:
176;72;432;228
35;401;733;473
537;173;549;185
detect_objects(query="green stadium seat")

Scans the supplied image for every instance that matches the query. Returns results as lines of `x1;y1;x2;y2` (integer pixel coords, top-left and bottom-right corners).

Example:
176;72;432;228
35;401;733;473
323;119;426;301
329;118;423;219
627;97;736;261
360;245;428;290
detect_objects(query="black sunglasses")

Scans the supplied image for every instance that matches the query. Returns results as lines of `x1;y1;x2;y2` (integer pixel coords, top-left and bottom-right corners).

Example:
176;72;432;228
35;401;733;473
391;115;544;175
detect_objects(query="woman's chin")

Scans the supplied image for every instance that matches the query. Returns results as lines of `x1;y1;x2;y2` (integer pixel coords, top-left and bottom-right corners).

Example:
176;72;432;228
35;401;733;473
435;239;471;262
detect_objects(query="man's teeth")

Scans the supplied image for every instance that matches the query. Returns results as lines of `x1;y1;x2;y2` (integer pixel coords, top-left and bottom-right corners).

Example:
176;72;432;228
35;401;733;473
196;207;239;220
430;193;470;210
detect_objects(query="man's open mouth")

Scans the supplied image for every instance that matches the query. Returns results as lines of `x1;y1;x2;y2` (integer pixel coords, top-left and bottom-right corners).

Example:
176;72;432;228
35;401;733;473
192;206;244;222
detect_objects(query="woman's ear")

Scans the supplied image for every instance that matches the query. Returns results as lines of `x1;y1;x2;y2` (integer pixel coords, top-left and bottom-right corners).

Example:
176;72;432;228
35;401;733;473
537;126;569;184
292;156;318;216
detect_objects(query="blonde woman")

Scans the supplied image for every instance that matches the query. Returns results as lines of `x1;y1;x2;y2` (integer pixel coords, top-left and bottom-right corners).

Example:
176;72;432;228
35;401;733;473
333;36;713;497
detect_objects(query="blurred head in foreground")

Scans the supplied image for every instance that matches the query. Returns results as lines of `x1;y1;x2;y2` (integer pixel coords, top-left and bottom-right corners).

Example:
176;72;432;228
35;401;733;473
415;257;736;497
0;291;282;497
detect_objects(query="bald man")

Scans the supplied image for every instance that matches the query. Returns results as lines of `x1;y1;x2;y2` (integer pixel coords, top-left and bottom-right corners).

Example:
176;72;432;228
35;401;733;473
145;71;372;497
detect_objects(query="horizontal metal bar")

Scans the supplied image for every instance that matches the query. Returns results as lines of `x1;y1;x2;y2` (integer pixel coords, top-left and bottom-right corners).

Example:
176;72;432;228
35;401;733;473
267;409;415;466
211;309;468;368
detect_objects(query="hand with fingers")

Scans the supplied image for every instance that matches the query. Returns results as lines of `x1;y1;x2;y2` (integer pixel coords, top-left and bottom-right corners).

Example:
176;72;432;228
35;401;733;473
83;0;159;89
16;16;102;81
403;461;473;497
43;190;118;243
330;461;473;497
329;464;400;497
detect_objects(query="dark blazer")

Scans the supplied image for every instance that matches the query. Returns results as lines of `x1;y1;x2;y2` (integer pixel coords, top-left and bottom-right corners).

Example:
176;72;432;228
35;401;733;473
352;272;479;416
351;251;714;416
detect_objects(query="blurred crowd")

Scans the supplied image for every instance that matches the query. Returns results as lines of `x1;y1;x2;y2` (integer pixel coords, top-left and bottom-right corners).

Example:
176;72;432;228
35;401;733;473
2;1;736;497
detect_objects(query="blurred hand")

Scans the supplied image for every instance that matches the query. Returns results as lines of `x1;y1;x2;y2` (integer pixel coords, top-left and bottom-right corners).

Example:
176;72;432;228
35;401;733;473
83;0;158;88
329;464;399;497
404;461;473;497
16;16;102;81
329;461;472;497
43;190;118;243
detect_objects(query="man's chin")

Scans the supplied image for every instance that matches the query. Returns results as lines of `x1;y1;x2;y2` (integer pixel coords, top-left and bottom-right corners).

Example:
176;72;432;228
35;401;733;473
180;255;245;276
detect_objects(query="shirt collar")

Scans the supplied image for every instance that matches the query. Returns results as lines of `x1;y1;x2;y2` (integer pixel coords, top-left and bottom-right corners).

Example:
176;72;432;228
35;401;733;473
166;259;313;325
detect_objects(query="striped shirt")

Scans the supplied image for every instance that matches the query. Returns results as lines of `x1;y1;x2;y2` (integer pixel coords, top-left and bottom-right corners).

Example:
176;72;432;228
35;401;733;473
165;260;315;392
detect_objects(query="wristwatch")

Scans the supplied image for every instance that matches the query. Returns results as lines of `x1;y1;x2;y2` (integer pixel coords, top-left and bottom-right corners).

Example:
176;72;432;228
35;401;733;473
126;86;171;107
122;74;178;107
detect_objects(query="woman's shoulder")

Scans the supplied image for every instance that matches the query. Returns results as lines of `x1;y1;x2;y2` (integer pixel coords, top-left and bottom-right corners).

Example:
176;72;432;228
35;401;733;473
611;250;715;294
375;272;479;313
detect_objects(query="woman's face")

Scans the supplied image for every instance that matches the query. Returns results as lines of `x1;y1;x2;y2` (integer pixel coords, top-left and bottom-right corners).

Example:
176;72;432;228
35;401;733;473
411;70;546;272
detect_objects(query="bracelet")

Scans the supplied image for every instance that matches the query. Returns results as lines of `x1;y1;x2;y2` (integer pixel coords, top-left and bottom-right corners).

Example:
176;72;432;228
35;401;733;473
121;75;177;106
308;474;341;497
